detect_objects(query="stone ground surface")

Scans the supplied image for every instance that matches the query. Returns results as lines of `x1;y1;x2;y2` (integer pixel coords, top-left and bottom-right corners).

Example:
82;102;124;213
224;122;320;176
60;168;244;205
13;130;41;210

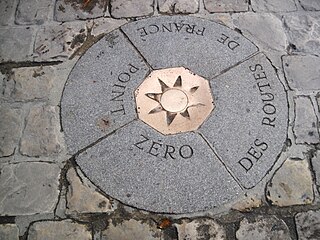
0;0;319;239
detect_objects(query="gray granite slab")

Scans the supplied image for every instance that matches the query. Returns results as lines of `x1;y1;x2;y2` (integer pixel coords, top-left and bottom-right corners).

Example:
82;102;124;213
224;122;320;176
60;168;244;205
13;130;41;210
76;120;242;213
121;16;258;79
199;53;288;189
61;29;150;154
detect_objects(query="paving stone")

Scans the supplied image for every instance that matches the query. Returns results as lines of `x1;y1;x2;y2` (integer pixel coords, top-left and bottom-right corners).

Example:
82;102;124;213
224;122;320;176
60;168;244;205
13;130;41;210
110;0;154;18
54;0;108;22
251;0;297;12
33;19;125;61
283;13;320;55
66;168;115;214
34;22;88;61
0;224;19;240
231;194;262;212
121;16;258;79
204;0;248;12
311;151;320;187
61;29;149;154
0;0;17;26
236;216;291;240
283;55;320;91
28;220;91;240
233;12;287;51
15;0;53;25
0;162;60;215
76;120;242;213
298;0;320;11
294;96;319;144
266;158;314;206
200;53;288;188
0;27;34;63
158;0;199;14
175;219;226;240
20;105;62;157
3;66;54;101
0;105;23;157
296;210;320;240
102;219;162;240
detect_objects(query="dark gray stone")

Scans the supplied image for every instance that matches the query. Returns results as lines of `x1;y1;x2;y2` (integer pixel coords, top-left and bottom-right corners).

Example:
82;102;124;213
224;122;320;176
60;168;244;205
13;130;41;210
0;162;60;215
61;29;150;154
296;210;320;240
0;105;23;157
20;105;62;157
0;0;17;26
298;0;320;11
294;96;319;144
204;0;248;12
283;55;320;91
283;13;320;55
199;53;288;189
251;0;297;12
0;27;34;63
15;0;53;25
121;16;258;79
76;120;242;213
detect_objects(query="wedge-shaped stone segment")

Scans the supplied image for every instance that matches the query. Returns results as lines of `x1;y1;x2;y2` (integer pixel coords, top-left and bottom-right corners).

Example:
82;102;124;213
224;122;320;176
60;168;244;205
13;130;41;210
61;30;150;154
76;120;242;213
199;53;288;189
121;16;258;79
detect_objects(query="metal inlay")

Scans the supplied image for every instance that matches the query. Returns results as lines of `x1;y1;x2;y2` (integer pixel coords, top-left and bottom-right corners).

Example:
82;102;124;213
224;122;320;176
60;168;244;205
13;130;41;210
135;67;215;135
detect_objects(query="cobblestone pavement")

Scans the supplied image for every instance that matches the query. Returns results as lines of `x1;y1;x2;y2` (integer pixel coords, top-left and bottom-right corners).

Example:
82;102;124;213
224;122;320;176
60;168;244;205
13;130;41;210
0;0;320;239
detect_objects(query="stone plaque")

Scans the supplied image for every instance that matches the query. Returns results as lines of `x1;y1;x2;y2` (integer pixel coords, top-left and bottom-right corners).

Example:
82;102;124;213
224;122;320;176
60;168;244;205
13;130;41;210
61;16;288;213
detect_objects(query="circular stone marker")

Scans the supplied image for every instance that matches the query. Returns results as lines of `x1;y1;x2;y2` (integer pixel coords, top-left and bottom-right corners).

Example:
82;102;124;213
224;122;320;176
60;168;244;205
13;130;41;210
61;16;288;213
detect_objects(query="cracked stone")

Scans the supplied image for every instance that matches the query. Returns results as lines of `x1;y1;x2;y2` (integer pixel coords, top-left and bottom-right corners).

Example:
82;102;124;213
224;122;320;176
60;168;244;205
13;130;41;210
233;12;287;51
0;105;23;157
283;13;320;55
15;0;53;25
236;216;291;240
266;158;314;206
110;0;154;18
175;219;226;240
27;220;91;240
251;0;297;12
0;162;60;216
204;0;248;12
0;27;34;63
0;224;19;240
0;0;17;25
294;96;319;144
3;66;54;101
102;219;162;240
158;0;199;14
298;0;320;11
296;210;320;240
20;105;62;157
54;0;108;22
66;168;115;215
283;55;320;91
